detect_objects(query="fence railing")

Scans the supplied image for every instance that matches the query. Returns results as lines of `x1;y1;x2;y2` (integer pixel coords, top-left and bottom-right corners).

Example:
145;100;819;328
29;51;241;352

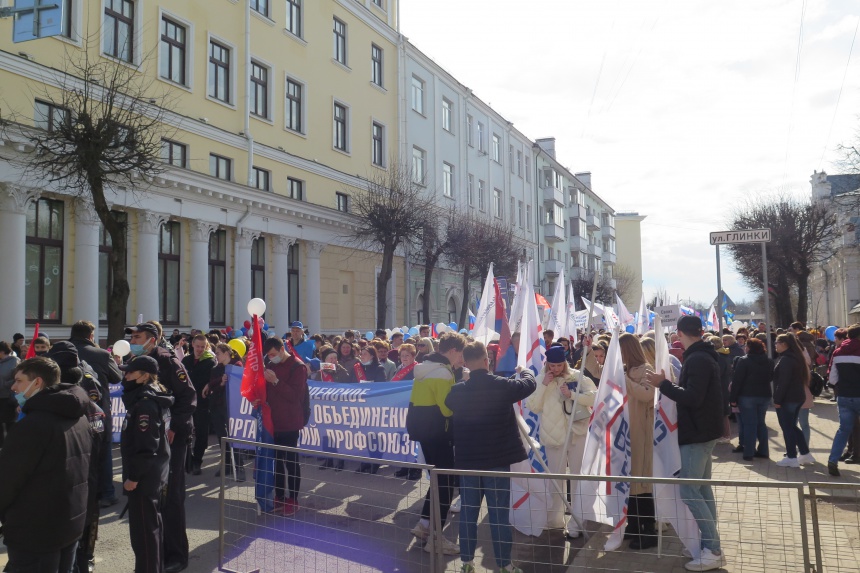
217;438;858;573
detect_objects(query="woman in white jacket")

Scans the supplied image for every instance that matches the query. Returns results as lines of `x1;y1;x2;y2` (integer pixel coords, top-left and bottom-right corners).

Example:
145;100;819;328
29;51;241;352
526;345;597;538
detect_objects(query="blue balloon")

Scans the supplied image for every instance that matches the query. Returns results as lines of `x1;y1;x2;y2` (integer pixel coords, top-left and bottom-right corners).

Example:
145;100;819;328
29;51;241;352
241;327;248;335
448;322;458;331
365;331;374;341
459;328;468;334
825;326;838;342
626;324;635;333
408;327;419;336
263;322;269;330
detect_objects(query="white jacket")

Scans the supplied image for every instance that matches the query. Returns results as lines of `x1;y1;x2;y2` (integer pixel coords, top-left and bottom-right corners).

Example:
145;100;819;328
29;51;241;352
527;367;597;447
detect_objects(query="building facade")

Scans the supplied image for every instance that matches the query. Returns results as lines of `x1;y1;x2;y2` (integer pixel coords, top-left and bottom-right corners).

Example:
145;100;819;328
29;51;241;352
615;212;646;310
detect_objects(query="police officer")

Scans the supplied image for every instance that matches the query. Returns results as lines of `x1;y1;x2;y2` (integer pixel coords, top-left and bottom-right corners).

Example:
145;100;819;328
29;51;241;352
121;356;174;573
126;323;196;573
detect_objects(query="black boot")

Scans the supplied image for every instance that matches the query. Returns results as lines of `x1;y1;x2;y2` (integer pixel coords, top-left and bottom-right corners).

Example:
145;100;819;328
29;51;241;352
629;523;658;550
394;467;409;478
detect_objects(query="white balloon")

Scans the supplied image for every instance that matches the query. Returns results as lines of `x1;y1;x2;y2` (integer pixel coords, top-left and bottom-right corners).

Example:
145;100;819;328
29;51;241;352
113;339;131;357
247;298;267;316
436;323;448;334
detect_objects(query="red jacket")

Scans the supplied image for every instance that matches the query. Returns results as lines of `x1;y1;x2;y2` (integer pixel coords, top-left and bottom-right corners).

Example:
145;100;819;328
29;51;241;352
265;354;309;433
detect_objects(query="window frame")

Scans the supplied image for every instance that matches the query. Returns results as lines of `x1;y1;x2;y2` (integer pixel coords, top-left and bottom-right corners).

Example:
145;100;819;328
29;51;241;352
161;138;187;168
493;188;502;218
208;229;227;326
411;75;425;115
159;14;188;87
442;98;453;132
103;0;135;63
333;17;348;66
371;121;385;167
209;153;232;181
253;166;271;191
288;177;304;200
442;162;454;198
25;198;64;325
333;101;350;153
371;43;384;88
285;75;305;134
158;221;181;325
467;174;474;207
251;0;269;17
34;100;70;133
477;121;485;152
412;146;426;185
251;237;266;301
336;192;349;212
492;134;501;163
478;179;485;212
286;0;302;38
466;114;473;146
250;59;271;120
207;37;233;106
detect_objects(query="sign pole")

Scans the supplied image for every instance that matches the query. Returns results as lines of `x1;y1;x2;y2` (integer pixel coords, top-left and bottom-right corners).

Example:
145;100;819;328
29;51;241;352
715;245;723;332
761;241;773;359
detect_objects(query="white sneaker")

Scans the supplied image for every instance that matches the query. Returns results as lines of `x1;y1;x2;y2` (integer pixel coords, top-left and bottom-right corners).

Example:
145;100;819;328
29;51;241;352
449;497;461;513
423;534;460;555
410;521;430;540
798;453;816;465
604;527;624;551
684;548;726;571
776;457;800;468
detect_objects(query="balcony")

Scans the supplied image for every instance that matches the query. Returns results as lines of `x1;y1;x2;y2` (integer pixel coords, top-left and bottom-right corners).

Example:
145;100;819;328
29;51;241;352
587;243;603;257
544;259;564;275
602;224;616;239
542;185;565;205
569;235;587;253
604;251;616;264
544;223;565;242
586;213;600;230
569;203;586;219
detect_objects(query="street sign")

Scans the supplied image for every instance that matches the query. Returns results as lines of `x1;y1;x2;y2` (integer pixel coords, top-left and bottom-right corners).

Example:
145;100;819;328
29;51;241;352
709;229;771;245
6;0;62;43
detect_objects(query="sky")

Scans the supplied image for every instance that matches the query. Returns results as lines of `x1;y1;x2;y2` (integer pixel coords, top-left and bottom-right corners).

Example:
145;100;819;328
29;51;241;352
399;0;860;308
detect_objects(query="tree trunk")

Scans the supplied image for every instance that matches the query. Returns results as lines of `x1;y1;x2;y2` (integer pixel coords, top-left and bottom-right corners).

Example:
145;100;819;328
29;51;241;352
376;241;396;330
774;273;794;327
89;180;129;344
457;265;472;330
422;258;435;327
796;272;809;324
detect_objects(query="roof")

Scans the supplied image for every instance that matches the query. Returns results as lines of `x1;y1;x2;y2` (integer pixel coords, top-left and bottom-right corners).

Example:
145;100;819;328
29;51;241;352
827;174;860;197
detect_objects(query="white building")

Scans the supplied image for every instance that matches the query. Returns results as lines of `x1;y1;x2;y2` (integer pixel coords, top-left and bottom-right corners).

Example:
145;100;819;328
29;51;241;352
615;212;646;310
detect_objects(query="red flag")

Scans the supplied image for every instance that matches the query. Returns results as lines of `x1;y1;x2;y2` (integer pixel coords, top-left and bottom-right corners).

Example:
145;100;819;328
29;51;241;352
24;323;39;360
240;314;273;434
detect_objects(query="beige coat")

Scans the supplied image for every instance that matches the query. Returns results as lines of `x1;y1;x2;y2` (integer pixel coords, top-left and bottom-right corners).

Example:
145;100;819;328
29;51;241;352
626;364;655;496
527;367;597;447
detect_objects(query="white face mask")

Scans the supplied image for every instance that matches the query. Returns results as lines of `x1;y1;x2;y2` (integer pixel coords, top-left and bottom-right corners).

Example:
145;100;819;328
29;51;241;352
361;360;372;366
268;354;283;364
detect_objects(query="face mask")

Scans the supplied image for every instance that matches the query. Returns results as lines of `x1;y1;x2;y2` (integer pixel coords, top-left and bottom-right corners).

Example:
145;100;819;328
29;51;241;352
130;341;149;356
15;378;39;408
361;360;372;366
268;354;283;364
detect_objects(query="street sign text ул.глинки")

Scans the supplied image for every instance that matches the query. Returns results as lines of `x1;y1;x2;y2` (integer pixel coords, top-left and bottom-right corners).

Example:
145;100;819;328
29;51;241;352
709;229;771;245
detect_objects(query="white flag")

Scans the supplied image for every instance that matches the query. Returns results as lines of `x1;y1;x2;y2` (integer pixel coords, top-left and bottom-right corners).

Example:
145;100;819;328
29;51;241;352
635;293;649;335
472;263;499;344
574;329;630;532
652;315;701;558
616;293;635;327
510;401;550;536
707;305;719;332
547;268;567;338
581;296;619;330
517;261;546;374
509;262;526;335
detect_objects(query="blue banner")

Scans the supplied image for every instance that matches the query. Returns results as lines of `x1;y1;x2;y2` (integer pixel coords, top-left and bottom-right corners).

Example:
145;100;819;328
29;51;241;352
109;383;125;443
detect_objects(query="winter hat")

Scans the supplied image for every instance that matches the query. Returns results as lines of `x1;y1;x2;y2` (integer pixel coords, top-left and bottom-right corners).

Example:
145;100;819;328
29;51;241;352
546;346;566;364
320;347;338;362
47;340;79;369
127;356;159;375
309;358;321;372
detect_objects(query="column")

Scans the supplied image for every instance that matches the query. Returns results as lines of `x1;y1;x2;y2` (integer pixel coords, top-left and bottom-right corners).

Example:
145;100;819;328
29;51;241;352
189;221;218;332
136;210;166;322
234;228;259;326
271;235;295;335
304;241;325;333
73;199;101;338
0;184;39;338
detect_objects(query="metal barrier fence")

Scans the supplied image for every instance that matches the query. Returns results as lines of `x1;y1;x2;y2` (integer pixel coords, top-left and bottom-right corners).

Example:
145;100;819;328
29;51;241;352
218;438;859;573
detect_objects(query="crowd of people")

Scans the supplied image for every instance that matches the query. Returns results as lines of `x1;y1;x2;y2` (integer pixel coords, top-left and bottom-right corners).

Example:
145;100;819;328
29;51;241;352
0;314;858;573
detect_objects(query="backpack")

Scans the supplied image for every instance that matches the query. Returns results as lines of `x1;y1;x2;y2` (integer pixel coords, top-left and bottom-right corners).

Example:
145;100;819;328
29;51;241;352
809;369;825;398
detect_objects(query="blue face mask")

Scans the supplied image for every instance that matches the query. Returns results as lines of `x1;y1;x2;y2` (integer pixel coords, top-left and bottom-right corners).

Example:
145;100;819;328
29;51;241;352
130;343;147;356
15;378;39;408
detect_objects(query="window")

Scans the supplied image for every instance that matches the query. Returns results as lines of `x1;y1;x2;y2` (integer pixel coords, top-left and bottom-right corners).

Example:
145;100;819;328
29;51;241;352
159;17;186;85
477;122;485;152
25;198;64;323
478;180;485;211
61;0;74;39
208;41;231;103
333;17;347;65
526;204;532;230
161;139;187;168
412;146;426;185
285;78;303;133
493;189;502;218
286;0;302;37
251;0;269;17
468;174;474;207
372;0;384;7
336;192;349;212
517;150;523;177
518;200;524;228
158;221;180;324
209;154;232;181
209;230;226;325
509;145;514;173
333;102;348;152
525;155;531;182
466;114;473;146
411;76;424;114
251;237;265;301
250;61;269;118
492;134;501;163
510;197;515;223
372;122;385;167
104;0;134;62
288;243;300;322
35;100;69;132
253;166;270;191
442;98;453;132
442;162;454;198
371;44;383;87
98;212;127;323
288;177;304;200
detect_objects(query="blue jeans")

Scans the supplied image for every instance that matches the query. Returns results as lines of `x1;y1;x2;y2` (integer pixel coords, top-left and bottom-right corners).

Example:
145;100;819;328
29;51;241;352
5;541;78;573
459;469;512;568
739;396;770;457
829;397;860;463
679;440;721;554
775;402;808;458
798;408;810;449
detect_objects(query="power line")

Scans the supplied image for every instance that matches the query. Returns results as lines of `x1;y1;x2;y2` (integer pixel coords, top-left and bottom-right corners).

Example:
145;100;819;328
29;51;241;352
817;15;860;171
782;0;808;185
580;0;619;139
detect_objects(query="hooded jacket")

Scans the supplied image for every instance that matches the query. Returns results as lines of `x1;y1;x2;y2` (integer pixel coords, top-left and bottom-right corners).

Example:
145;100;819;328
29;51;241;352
0;353;20;400
0;383;92;553
658;340;724;446
405;353;455;443
528;366;597;445
729;353;773;402
121;381;174;494
182;349;217;408
830;338;860;398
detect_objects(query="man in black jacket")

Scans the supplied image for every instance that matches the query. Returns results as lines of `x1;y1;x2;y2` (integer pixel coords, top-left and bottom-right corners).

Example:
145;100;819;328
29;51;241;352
445;340;536;573
0;357;92;572
182;334;216;476
646;316;725;572
127;322;196;573
70;320;123;508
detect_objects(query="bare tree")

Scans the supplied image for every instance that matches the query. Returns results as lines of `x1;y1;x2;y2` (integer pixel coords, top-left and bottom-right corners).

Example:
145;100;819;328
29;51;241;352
572;272;616;309
342;161;433;329
414;206;456;325
725;195;838;325
9;41;173;343
612;263;636;302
